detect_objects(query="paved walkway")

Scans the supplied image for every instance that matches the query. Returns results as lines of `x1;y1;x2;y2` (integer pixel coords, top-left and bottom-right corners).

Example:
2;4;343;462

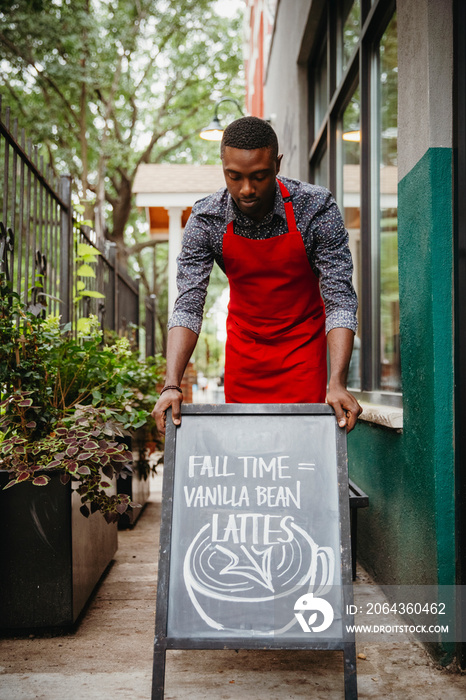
1;470;465;699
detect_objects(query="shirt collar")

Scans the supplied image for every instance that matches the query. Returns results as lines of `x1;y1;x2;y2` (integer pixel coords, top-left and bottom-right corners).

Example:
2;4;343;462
225;179;287;227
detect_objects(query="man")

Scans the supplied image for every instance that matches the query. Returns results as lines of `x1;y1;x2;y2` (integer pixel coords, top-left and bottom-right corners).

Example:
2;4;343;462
152;116;362;433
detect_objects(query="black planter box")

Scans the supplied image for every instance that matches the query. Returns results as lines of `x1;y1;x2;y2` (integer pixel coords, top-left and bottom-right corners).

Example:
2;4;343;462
0;471;118;630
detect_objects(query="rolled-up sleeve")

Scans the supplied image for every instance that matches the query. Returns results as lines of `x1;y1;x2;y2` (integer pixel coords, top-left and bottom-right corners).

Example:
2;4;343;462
168;211;215;335
309;191;358;334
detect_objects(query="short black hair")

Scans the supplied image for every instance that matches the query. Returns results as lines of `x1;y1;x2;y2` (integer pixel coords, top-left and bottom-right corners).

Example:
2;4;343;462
221;116;279;159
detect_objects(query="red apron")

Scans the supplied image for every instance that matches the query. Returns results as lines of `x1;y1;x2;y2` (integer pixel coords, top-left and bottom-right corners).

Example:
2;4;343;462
223;180;327;403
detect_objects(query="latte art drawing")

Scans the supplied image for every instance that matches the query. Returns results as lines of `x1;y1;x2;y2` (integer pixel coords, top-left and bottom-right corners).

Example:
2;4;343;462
183;517;335;632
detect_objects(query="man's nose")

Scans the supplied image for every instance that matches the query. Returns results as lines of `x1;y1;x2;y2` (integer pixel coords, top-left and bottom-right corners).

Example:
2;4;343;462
240;178;255;197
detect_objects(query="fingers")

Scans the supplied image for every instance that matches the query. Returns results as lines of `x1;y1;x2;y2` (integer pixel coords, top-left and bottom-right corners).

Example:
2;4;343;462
326;389;362;433
171;394;182;427
332;402;348;430
151;400;167;435
344;402;362;432
151;390;183;436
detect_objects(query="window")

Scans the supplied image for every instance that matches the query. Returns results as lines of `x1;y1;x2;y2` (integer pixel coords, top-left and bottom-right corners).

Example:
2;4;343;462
340;87;362;389
309;0;400;403
314;146;328;188
314;41;328;128
378;15;399;391
341;0;361;77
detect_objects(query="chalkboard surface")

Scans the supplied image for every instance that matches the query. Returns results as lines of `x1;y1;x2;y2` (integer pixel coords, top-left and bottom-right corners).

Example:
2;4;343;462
153;404;357;698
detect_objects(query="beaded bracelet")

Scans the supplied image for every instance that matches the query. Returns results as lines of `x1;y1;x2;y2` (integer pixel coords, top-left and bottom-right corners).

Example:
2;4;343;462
160;385;183;395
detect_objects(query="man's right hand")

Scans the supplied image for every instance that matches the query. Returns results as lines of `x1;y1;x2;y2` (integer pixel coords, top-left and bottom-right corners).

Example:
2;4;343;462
152;326;198;435
151;388;183;435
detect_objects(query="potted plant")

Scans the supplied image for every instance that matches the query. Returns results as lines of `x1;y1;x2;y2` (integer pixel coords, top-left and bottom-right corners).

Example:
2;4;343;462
102;332;165;528
0;277;161;628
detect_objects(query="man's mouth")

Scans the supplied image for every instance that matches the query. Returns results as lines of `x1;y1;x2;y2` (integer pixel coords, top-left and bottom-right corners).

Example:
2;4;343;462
240;198;259;207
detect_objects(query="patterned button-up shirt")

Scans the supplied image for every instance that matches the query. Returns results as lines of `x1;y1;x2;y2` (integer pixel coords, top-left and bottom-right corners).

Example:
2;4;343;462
169;175;358;335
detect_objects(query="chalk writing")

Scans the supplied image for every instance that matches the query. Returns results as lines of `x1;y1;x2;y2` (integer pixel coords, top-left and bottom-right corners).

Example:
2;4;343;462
184;485;250;508
166;410;344;639
211;513;295;545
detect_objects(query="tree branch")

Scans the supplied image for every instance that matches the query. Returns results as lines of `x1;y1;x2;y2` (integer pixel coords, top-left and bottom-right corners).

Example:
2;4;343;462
0;79;28;118
0;32;79;131
127;238;159;255
135;252;152;295
152;130;194;162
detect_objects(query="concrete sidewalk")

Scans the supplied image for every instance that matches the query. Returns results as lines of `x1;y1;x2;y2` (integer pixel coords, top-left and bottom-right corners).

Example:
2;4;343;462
1;469;465;700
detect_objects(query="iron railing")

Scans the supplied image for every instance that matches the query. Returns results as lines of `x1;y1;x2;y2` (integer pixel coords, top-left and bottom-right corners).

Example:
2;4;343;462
0;98;156;356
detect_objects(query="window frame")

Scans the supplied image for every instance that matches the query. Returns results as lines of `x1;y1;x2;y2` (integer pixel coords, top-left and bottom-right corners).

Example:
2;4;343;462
308;0;400;406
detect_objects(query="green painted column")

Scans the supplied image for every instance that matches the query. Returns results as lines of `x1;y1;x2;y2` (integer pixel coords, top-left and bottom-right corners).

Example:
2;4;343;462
348;148;455;593
398;147;455;588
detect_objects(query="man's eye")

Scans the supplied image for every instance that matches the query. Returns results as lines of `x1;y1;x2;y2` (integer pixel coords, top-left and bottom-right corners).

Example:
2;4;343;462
228;173;240;181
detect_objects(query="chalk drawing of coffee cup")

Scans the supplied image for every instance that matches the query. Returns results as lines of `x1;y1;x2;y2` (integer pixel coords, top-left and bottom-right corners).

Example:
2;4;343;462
183;518;335;634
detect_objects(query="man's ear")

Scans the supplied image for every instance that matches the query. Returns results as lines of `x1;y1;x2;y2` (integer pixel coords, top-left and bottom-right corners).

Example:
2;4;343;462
276;154;283;174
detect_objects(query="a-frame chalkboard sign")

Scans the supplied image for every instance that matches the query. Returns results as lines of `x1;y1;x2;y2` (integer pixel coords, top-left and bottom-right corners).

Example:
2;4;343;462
152;404;357;699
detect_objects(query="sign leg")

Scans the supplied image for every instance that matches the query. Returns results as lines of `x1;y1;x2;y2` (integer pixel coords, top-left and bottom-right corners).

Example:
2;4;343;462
343;643;358;699
151;649;166;700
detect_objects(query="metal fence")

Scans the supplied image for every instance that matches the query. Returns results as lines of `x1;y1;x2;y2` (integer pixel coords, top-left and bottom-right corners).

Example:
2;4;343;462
0;98;156;356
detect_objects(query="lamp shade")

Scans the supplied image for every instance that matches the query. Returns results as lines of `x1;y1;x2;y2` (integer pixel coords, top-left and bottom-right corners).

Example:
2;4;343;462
199;115;224;141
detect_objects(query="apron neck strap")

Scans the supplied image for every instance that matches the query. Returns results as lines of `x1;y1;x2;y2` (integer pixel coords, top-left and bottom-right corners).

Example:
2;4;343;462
226;180;299;235
277;179;299;233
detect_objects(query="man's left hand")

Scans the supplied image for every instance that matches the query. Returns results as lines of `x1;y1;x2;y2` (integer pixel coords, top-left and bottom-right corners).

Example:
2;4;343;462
326;381;362;433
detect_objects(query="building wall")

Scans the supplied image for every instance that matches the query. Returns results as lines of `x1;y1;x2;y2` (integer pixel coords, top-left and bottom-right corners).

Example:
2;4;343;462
244;0;278;118
397;0;453;180
264;0;313;180
264;0;456;603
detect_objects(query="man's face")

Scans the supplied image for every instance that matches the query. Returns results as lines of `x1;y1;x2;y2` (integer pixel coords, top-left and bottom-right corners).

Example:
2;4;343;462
222;146;283;222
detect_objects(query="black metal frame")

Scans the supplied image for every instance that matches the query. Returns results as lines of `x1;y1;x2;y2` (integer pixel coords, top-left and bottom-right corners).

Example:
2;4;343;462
152;404;357;699
0;98;70;318
0;98;156;354
307;0;398;401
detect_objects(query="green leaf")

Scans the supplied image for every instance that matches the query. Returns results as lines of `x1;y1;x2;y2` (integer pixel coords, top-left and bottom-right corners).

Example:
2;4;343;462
76;317;95;334
76;263;96;278
76;280;86;292
80;290;105;299
77;243;99;257
132;418;147;429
